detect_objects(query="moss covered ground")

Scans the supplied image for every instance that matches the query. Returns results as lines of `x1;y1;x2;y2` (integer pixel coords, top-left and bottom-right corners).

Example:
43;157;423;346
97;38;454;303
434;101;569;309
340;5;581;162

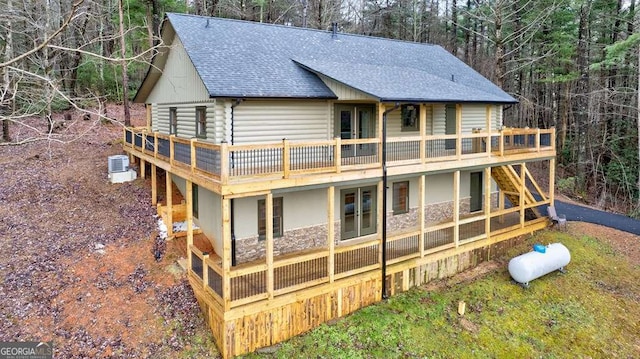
243;230;640;358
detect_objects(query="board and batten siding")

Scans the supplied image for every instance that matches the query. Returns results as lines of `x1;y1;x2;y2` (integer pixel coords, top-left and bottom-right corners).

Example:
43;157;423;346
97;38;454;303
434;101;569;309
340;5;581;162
318;74;377;101
232;100;331;144
146;35;209;104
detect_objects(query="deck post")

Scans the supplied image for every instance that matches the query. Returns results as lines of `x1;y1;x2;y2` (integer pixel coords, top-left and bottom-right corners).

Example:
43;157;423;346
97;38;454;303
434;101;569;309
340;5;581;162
549;158;556;206
282;139;290;179
485;105;492;156
334;137;341;174
190;138;197;175
453;170;460;247
165;171;173;238
327;186;335;283
220;141;229;185
378;103;385;165
535;128;541;152
498;190;505;224
499;130;504;156
377;179;385;297
420;104;427;164
153;133;158;158
140;159;146;179
186;180;194;270
169;135;175;167
151;164;157;206
266;193;274;299
484;167;492;241
146;104;152;131
221;197;232;311
519;163;526;228
419;174;425;257
456;104;462;160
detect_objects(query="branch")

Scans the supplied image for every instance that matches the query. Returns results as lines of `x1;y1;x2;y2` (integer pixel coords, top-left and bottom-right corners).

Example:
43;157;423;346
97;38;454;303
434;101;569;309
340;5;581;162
0;0;84;69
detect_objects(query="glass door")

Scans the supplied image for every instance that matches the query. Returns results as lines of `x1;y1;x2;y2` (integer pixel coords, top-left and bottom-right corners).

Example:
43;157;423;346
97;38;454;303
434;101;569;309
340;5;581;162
340;186;377;240
335;105;376;157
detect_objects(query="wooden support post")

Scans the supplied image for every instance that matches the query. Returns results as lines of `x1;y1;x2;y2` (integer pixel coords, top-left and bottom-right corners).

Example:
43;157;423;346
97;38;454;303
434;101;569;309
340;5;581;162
499;130;504;156
519;163;526;228
165;171;173;238
484;167;492;240
151;164;157;206
335;137;341;174
140;159;146;179
221;197;232;311
419;174;425;257
499;190;505;224
456;104;462;160
169;135;175;167
327;186;335;283
190;138;197;175
186;180;194;270
378;103;385;164
153;133;158;158
220;142;229;185
202;253;209;289
549;158;556;206
485;105;492;156
265;193;274;299
146;104;152;131
420;104;427;164
377;180;384;265
453;171;460;247
282;139;290;179
535;128;541;152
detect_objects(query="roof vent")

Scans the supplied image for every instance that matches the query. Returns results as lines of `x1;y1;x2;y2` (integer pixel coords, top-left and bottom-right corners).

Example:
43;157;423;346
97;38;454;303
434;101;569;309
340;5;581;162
451;74;455;82
331;22;338;39
206;19;210;28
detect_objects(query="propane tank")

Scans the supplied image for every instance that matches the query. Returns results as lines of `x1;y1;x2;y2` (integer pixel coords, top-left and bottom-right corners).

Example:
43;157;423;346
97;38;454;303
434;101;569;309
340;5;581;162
508;243;570;287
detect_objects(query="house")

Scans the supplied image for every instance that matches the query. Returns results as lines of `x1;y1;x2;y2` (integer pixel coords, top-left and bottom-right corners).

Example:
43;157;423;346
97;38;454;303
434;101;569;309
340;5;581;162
125;13;556;358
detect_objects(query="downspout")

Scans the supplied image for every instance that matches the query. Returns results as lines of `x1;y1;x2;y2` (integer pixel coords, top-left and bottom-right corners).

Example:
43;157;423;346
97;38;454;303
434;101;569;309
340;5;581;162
230;98;243;267
381;102;400;300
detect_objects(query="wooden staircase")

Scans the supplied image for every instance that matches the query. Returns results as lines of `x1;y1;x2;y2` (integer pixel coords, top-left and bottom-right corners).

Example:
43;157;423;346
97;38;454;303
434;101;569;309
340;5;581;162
491;165;544;220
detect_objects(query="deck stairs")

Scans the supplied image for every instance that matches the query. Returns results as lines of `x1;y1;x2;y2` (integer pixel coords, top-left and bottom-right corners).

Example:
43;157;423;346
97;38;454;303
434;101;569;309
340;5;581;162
491;165;543;220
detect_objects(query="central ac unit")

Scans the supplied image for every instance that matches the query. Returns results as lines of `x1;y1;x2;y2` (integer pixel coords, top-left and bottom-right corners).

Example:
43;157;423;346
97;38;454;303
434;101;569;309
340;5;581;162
108;155;130;174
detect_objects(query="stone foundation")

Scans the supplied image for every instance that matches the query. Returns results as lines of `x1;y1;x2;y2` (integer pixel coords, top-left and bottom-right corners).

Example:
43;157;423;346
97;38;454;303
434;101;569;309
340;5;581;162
235;194;500;263
235;224;327;264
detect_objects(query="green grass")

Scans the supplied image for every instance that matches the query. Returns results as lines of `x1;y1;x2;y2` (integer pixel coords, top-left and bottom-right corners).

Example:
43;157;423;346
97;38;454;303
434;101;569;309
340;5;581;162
241;230;640;358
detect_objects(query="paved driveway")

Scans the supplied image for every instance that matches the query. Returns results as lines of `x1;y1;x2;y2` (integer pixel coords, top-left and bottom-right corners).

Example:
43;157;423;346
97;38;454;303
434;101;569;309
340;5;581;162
552;200;640;235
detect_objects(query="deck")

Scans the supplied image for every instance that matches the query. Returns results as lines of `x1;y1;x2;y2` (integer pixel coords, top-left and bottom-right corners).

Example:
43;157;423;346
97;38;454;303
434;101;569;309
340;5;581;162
123;128;555;194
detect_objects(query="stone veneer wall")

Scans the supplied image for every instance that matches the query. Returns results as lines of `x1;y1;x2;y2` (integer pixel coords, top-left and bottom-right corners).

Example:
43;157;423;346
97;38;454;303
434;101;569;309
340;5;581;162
235;194;499;263
235;225;327;264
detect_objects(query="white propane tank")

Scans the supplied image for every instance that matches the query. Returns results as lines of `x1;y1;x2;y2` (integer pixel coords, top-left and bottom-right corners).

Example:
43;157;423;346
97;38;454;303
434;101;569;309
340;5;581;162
508;243;570;287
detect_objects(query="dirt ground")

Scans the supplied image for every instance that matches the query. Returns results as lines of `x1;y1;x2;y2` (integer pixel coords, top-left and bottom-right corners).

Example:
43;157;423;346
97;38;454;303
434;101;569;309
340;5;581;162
1;106;638;358
0;105;217;358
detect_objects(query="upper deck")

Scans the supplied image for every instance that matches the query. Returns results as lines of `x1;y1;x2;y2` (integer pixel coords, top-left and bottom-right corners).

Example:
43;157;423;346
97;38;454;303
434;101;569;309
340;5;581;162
123;127;555;195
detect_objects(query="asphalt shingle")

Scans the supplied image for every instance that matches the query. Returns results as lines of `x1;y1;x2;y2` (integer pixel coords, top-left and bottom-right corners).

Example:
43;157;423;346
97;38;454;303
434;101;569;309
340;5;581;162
166;13;516;103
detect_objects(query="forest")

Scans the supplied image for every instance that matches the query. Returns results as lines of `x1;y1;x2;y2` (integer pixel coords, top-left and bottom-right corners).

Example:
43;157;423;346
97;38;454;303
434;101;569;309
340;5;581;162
0;0;639;214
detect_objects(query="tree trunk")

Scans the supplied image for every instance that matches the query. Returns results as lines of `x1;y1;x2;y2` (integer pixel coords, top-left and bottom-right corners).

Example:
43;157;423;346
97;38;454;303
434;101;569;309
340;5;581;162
574;1;591;194
119;0;131;127
1;0;13;141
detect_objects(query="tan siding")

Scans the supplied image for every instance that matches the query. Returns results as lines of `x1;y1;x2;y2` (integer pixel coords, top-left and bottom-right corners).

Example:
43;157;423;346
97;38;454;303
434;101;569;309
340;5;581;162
432;104;446;135
494;105;503;129
151;103;160;132
146;35;209;104
461;104;488;133
233;100;330;144
318;75;377;101
386;105;433;137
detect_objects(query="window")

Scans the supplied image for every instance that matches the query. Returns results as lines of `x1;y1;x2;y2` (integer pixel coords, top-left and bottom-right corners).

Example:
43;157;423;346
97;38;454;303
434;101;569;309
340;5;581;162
196;106;207;138
393;181;409;214
401;104;419;132
192;183;199;219
258;197;283;240
169;107;177;135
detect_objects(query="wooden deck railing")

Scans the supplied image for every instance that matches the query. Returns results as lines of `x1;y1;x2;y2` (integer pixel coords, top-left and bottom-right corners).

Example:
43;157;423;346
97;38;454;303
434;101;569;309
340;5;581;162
184;191;551;310
123;127;555;183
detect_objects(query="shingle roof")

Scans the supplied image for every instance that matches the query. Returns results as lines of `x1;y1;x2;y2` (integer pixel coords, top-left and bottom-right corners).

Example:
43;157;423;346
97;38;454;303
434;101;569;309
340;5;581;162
153;13;516;103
